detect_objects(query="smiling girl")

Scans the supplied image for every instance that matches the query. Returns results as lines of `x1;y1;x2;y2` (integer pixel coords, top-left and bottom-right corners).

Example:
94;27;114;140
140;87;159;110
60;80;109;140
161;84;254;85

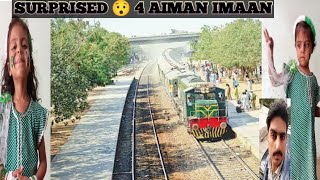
0;17;48;180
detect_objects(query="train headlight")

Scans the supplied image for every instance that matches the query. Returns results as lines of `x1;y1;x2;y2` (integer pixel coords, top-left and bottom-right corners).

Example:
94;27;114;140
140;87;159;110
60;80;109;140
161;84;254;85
220;122;227;129
192;124;199;130
206;125;212;132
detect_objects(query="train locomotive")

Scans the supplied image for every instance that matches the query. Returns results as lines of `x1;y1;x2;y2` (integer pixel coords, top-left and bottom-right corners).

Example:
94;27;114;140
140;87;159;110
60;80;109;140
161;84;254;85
158;49;228;139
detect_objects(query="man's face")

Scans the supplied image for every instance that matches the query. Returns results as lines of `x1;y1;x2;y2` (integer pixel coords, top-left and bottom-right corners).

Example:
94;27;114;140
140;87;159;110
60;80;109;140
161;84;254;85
268;116;287;171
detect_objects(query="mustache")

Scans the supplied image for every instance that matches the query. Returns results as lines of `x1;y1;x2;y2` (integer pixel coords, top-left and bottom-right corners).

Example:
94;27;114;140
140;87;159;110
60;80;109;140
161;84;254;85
272;150;282;157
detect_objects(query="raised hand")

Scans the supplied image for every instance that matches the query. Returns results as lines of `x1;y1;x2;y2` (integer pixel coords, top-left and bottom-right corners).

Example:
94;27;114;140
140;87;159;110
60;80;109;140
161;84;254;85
263;28;284;87
263;28;274;53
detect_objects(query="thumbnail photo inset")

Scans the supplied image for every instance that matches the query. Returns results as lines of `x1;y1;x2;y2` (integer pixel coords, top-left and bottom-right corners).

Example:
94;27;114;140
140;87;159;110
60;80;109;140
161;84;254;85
259;98;290;179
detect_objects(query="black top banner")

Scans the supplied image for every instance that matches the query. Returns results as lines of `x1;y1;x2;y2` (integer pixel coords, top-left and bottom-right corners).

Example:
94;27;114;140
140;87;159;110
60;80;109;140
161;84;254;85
13;0;274;18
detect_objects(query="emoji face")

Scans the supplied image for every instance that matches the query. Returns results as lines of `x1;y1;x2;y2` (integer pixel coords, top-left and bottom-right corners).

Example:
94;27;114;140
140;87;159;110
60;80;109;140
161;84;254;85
113;0;130;17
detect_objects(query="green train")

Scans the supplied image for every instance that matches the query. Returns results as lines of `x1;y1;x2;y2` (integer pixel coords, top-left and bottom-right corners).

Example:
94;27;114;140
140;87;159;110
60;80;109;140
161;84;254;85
158;49;228;139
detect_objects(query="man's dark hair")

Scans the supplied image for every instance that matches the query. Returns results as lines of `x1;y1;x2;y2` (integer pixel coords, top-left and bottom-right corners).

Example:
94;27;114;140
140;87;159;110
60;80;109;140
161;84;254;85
266;100;289;131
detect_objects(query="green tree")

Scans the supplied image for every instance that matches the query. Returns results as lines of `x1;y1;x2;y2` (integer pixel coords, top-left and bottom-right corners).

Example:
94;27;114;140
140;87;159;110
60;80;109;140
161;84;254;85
192;19;261;80
51;19;130;122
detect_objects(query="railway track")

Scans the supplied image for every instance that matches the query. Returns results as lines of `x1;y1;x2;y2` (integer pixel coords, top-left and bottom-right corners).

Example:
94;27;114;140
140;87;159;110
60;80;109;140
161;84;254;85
114;47;258;179
113;63;168;180
135;72;168;179
195;138;259;180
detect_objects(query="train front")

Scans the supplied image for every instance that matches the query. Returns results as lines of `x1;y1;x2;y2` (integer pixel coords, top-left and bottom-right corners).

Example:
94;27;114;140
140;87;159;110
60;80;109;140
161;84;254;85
185;84;228;139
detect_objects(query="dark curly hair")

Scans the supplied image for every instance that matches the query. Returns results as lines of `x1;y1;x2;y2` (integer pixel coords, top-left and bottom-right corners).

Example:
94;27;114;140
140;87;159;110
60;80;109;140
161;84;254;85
1;17;39;101
266;99;289;131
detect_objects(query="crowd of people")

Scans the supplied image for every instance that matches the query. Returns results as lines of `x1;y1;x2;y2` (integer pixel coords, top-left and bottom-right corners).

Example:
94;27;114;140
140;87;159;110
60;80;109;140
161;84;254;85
187;60;258;112
230;76;257;112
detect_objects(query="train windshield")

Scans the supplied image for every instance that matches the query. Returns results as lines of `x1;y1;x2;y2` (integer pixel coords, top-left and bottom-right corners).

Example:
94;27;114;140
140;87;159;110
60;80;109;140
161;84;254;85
206;93;216;100
194;94;204;100
194;93;216;100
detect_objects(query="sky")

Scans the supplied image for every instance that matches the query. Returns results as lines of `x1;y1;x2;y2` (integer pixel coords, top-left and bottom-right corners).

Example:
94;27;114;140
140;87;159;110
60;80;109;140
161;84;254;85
85;18;236;37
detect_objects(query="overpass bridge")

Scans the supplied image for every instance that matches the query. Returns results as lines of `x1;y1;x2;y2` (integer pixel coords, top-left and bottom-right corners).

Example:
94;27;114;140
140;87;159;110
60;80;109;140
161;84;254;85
128;33;200;45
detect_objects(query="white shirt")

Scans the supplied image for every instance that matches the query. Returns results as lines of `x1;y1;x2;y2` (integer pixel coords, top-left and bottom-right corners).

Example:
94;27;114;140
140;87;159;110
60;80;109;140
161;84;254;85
267;157;284;180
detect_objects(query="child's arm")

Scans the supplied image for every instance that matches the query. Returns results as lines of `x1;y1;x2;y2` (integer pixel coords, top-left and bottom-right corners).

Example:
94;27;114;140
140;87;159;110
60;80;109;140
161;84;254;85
15;137;47;180
36;137;47;180
263;29;286;87
316;87;320;117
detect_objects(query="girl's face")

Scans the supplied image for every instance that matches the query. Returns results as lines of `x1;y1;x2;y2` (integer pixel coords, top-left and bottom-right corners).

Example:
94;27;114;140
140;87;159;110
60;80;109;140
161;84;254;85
8;23;30;80
295;29;313;68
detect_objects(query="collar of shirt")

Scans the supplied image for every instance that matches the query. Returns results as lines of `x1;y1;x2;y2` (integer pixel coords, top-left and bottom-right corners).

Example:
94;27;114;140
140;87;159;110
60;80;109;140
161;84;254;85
267;157;284;180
